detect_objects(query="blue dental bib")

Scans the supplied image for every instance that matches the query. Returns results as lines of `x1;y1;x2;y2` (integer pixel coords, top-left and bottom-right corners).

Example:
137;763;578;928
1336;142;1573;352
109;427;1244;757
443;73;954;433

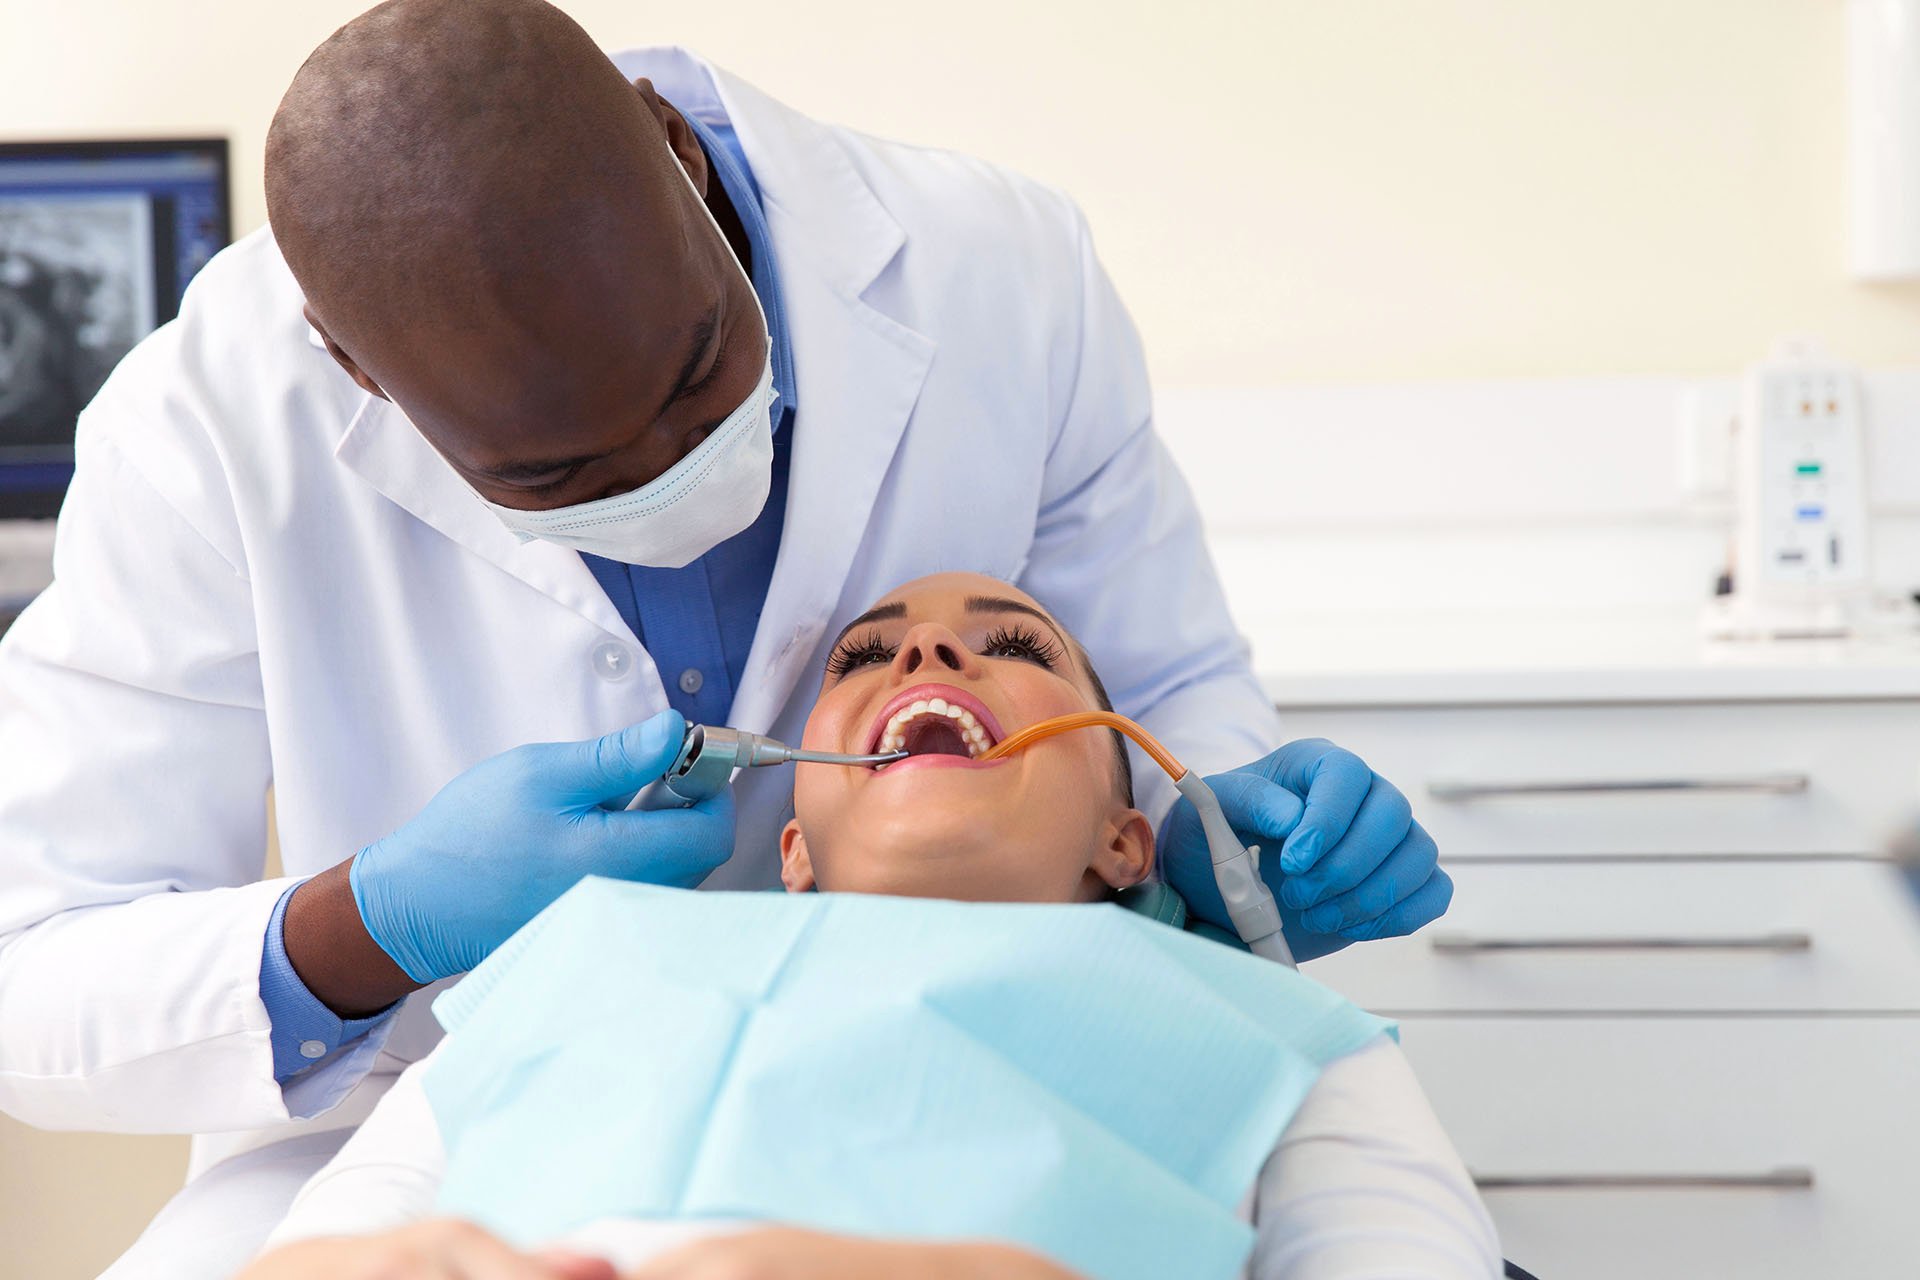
425;880;1391;1280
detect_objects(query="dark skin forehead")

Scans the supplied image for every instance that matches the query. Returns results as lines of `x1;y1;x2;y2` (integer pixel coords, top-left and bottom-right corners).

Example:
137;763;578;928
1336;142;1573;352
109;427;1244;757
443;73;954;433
266;0;767;509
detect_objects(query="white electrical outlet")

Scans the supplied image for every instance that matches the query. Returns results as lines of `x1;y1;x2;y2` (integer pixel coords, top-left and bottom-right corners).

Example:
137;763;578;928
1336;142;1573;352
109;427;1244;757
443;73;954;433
1734;349;1870;602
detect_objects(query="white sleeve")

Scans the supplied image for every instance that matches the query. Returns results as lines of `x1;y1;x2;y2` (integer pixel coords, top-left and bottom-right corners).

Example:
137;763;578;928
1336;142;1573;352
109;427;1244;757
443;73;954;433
1017;203;1283;827
0;371;381;1132
264;1053;448;1248
1246;1037;1503;1280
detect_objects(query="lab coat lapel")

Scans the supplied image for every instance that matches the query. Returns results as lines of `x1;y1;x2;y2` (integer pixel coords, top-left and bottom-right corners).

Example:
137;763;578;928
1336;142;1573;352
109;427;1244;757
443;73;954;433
700;62;936;734
333;395;629;636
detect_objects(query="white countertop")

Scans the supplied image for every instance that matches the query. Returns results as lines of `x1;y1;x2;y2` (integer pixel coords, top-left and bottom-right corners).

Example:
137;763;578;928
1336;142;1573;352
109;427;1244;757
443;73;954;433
1250;608;1920;707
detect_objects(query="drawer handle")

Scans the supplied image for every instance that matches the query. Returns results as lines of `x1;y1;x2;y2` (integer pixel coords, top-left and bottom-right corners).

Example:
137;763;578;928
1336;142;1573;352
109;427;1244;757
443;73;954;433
1475;1167;1814;1191
1427;773;1810;801
1431;931;1813;954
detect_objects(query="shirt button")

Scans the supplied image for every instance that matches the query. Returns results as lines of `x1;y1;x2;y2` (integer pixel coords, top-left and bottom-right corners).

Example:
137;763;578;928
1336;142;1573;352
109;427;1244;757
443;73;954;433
678;668;704;695
592;641;634;681
299;1040;327;1060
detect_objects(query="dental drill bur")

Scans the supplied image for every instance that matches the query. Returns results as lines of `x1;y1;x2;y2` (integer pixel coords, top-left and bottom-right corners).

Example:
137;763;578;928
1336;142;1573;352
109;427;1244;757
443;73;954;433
628;724;906;811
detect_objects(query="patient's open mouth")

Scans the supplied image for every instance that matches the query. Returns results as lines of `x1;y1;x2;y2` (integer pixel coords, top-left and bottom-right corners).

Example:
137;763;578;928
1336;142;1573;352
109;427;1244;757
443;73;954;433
868;686;1004;762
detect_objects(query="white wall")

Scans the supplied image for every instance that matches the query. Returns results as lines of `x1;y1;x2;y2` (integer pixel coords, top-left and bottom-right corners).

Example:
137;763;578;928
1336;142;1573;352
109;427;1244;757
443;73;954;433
4;0;1918;387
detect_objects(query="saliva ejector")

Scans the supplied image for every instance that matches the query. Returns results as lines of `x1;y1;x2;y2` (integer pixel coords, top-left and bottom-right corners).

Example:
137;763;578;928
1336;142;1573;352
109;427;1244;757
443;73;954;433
635;713;1295;969
980;712;1295;968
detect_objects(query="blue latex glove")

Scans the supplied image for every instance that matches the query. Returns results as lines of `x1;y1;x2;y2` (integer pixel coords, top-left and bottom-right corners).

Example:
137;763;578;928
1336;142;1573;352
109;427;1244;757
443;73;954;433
1161;738;1451;963
351;710;733;983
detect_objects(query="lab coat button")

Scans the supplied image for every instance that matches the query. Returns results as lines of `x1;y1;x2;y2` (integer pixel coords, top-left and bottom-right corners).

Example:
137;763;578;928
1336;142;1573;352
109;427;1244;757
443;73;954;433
678;668;704;695
298;1040;327;1060
591;641;633;682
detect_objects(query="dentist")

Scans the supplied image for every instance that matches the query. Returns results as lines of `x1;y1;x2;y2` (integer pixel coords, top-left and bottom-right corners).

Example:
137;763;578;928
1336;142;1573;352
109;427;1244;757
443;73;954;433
0;1;1448;1274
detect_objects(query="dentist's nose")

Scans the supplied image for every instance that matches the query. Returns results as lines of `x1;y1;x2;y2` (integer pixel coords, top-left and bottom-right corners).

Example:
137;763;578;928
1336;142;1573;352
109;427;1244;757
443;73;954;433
893;622;975;678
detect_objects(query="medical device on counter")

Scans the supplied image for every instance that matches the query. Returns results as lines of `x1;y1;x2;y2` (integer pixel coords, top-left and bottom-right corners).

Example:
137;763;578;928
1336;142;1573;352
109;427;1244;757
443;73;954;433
1705;342;1883;640
630;714;1296;968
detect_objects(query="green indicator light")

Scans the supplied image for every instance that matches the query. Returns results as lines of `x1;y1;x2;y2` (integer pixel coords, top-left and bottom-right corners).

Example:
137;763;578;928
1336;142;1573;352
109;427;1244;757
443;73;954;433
1795;462;1822;476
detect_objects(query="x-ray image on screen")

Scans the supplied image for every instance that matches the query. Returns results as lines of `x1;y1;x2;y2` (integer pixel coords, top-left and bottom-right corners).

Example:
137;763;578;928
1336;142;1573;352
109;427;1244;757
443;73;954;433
0;194;156;453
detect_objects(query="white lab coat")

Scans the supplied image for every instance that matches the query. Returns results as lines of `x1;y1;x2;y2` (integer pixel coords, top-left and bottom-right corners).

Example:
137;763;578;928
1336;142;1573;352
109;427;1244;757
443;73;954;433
0;47;1282;1275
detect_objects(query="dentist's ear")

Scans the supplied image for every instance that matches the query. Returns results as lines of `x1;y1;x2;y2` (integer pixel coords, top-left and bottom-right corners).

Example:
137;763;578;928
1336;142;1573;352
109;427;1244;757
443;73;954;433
303;305;388;400
779;819;817;893
1090;810;1155;893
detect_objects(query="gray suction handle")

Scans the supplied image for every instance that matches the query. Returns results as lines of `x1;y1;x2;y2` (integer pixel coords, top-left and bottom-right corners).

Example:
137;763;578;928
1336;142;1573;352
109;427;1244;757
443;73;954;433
1174;770;1295;968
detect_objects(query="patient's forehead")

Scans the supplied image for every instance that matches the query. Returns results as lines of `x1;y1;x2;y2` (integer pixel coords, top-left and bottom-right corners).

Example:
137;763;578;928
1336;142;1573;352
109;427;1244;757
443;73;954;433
876;571;1052;617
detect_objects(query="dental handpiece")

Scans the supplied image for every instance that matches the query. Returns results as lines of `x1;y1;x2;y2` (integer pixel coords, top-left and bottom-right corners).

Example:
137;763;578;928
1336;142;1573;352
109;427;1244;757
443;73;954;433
626;724;907;811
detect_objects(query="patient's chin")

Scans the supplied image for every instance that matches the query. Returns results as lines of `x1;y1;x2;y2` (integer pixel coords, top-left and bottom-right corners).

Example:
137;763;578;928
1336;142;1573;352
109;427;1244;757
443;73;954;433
816;826;1013;901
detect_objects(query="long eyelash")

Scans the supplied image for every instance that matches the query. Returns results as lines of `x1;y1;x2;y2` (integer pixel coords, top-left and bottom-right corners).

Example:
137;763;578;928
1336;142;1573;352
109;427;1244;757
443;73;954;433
982;624;1064;669
825;628;894;678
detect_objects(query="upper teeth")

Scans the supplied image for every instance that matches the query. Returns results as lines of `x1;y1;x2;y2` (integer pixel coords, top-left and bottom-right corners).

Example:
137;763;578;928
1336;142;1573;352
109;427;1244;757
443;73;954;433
877;698;993;758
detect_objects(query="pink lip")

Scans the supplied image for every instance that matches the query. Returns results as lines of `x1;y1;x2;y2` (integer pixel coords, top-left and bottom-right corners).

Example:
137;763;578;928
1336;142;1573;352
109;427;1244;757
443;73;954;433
863;683;1007;755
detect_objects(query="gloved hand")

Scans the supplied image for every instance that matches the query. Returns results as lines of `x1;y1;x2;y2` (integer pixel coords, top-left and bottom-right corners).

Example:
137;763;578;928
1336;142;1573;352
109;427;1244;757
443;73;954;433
350;710;732;983
1161;738;1450;963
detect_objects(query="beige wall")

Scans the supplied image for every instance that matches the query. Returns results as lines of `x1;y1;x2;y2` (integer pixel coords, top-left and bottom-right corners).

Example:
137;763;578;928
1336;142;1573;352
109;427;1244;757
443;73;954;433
0;1;1913;1274
0;1120;186;1277
4;0;1916;386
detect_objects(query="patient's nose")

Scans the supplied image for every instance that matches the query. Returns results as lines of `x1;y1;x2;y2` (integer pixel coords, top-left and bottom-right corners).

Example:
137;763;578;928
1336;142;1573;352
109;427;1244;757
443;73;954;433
893;622;975;678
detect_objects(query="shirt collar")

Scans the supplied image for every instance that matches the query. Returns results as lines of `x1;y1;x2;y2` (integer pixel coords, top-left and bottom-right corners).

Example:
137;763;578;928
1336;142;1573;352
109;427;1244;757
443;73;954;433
682;111;797;419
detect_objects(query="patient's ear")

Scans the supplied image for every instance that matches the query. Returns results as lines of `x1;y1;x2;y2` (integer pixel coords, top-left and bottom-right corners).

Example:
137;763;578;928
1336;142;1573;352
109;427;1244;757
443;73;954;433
779;818;816;893
1089;808;1155;891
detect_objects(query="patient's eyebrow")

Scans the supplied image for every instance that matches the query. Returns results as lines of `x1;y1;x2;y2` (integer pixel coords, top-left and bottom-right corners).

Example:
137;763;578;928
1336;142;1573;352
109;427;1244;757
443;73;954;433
829;601;907;651
964;595;1070;649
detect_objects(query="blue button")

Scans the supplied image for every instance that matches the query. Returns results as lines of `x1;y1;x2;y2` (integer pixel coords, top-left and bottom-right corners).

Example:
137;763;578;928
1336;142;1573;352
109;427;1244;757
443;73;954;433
1795;504;1824;521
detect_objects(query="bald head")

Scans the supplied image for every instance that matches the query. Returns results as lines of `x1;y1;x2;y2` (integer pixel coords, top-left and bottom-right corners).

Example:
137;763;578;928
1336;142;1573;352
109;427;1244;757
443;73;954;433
266;0;771;513
269;0;666;346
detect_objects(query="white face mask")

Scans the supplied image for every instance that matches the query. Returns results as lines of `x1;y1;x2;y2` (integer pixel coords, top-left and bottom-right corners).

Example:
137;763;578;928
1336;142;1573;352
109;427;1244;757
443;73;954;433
481;167;779;569
484;359;776;568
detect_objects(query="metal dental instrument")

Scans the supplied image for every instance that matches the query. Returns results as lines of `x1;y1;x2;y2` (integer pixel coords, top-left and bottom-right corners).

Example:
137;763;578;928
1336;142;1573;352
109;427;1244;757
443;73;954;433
628;724;907;811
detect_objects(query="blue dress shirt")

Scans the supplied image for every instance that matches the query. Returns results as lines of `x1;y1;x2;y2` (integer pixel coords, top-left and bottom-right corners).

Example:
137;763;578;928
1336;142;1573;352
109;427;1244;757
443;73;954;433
259;115;794;1082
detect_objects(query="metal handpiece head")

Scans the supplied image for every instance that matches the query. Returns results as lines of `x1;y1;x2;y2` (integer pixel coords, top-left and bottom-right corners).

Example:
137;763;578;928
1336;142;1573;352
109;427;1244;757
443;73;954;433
627;725;906;811
722;730;905;769
778;745;911;767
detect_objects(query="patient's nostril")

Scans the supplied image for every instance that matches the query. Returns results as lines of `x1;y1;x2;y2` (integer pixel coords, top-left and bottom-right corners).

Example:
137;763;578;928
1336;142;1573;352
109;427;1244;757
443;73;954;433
934;643;960;669
904;649;923;674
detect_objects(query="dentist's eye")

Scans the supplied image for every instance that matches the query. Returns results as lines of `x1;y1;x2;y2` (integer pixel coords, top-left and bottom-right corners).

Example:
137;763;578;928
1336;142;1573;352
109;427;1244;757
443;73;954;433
825;629;895;678
980;625;1063;669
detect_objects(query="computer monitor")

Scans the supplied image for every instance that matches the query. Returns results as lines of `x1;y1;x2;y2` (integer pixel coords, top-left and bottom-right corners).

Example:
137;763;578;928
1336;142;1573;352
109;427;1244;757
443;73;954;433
0;138;230;518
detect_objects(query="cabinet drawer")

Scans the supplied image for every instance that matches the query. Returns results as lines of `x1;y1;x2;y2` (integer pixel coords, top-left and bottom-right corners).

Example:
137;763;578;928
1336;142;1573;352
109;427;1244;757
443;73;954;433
1307;861;1920;1012
1275;700;1920;856
1392;1017;1920;1280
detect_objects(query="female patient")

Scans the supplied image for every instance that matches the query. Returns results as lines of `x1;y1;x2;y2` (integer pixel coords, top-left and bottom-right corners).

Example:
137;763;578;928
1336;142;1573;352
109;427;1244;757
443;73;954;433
242;572;1500;1280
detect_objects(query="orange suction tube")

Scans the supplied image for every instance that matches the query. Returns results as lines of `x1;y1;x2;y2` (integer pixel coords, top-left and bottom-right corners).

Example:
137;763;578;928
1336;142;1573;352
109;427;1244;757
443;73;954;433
983;709;1297;968
980;711;1186;780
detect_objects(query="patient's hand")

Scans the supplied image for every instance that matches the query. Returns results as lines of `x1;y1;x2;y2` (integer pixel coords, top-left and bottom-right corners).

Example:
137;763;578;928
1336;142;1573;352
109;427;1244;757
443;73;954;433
625;1227;1085;1280
238;1219;617;1280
